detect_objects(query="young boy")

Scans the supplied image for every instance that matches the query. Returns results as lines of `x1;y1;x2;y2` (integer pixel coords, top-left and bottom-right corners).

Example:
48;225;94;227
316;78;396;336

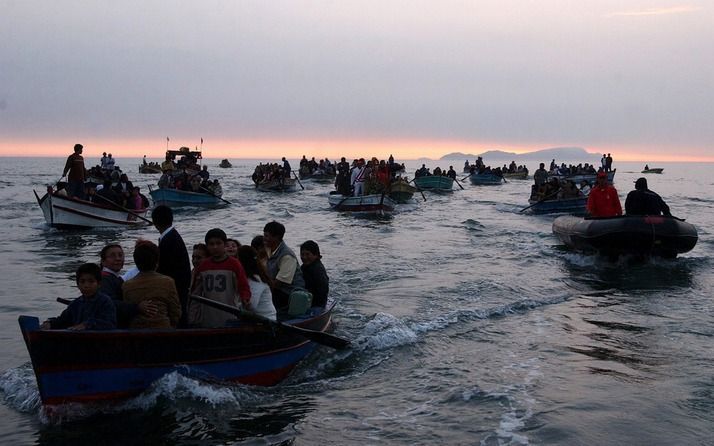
41;263;117;330
190;228;251;327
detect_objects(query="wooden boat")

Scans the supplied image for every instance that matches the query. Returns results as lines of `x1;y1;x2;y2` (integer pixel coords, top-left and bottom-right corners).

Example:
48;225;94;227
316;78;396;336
149;186;224;207
502;171;529;180
256;178;297;192
413;175;454;191
389;179;416;203
526;196;587;215
552;215;698;258
642;168;663;174
18;305;339;407
139;164;162;174
328;193;396;216
298;170;336;182
219;159;232;168
34;188;149;229
550;169;616;185
467;172;504;185
166;147;202;175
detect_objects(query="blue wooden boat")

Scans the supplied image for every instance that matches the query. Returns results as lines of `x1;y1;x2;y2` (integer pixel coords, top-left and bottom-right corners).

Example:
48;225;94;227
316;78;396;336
467;172;504;185
149;187;224;207
526;196;587;215
413;175;454;191
552;215;698;258
18;305;338;407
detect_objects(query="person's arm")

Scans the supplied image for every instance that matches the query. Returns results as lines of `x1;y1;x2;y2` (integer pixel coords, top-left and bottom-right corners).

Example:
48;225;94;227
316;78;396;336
62;155;72;177
85;297;117;330
47;303;77;329
659;196;671;217
233;263;252;304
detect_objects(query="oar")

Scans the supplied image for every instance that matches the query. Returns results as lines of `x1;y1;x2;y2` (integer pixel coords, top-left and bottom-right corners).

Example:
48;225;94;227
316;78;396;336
407;178;427;201
200;186;232;205
57;297;72;305
519;189;561;213
459;172;473;182
453;176;465;190
94;193;154;225
189;294;350;350
292;171;305;190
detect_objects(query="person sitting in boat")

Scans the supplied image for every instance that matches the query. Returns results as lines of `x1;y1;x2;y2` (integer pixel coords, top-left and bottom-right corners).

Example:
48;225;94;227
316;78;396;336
190;228;252;328
122;241;181;329
161;154;175;173
415;164;430;178
300;240;329;308
126;186;149;210
447;166;457;180
579;180;591;196
644;164;649;171
534;163;548;187
85;184;98;203
41;263;116;330
113;174;133;202
263;221;306;311
558;180;581;199
96;179;120;205
198;165;210;181
237;246;277;321
586;171;622;217
625;177;671;217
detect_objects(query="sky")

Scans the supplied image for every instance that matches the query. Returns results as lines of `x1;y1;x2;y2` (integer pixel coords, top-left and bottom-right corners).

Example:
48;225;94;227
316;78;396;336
1;1;712;161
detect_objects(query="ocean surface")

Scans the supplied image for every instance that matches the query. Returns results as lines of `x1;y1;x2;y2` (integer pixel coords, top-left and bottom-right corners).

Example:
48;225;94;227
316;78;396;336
0;156;712;445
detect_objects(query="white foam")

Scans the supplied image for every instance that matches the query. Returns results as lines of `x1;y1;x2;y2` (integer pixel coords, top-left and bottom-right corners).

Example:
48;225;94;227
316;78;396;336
0;364;41;413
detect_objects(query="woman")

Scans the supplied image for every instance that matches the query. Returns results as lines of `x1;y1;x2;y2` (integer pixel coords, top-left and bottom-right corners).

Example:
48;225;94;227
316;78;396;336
122;241;181;328
237;245;277;321
226;238;240;258
300;240;329;308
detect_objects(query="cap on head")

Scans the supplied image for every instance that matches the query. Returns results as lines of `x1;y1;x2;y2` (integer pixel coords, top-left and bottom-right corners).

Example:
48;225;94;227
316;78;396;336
634;177;647;190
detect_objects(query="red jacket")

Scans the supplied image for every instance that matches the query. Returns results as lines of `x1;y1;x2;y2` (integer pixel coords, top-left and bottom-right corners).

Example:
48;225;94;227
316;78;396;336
587;185;622;217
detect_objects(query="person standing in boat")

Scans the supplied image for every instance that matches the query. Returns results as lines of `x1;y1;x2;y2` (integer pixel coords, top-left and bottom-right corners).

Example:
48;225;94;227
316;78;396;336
586;171;622;217
62;143;86;199
263;221;306;311
447;166;457;180
190;228;252;327
351;158;367;196
625;178;671;217
152;205;192;327
605;153;613;172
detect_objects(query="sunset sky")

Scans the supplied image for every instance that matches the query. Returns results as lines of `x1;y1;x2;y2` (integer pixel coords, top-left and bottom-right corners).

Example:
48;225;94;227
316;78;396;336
1;1;712;161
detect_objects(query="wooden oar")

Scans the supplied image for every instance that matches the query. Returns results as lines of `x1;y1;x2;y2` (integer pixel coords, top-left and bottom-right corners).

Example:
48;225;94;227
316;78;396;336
453;176;465;190
291;171;305;190
407;178;427;201
459;172;473;182
57;297;72;305
189;294;350;350
200;186;232;205
519;189;561;213
94;193;154;225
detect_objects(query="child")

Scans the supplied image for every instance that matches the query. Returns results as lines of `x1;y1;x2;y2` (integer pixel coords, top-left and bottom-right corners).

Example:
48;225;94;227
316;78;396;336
225;238;241;258
300;240;329;308
41;263;116;330
237;245;277;320
190;228;251;327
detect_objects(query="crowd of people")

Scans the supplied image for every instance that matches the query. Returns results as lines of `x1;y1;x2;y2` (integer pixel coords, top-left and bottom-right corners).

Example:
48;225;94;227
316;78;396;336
158;154;222;196
333;156;406;196
298;156;337;178
43;208;329;331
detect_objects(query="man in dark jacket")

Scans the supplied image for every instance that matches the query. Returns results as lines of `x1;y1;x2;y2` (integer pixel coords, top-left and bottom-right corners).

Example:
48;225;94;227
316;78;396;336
625;177;671;216
152;205;192;327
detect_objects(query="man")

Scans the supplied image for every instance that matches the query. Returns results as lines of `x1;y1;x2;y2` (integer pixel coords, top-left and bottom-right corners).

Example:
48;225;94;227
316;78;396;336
586;171;622;217
533;162;548;187
263;221;306;310
282;157;291;175
152;205;192;327
62;143;86;199
447;166;457;180
625;177;671;217
605;153;613;172
351;158;367;196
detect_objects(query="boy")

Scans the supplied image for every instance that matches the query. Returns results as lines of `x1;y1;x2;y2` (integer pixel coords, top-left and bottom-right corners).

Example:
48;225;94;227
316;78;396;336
41;263;117;330
190;228;251;327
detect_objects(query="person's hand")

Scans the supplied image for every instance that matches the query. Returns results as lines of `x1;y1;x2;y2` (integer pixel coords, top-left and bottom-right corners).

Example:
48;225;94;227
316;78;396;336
68;323;87;331
138;300;159;317
40;321;51;330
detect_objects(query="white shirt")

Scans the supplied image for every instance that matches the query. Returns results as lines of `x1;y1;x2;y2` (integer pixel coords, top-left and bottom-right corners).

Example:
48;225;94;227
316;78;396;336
159;226;174;243
245;276;277;321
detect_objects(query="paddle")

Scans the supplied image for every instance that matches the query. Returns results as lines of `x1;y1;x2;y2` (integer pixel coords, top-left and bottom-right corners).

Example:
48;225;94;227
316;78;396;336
57;297;72;305
519;188;561;213
459;172;473;182
291;170;305;190
200;185;232;205
453;176;465;190
407;178;428;202
189;294;350;350
94;193;154;225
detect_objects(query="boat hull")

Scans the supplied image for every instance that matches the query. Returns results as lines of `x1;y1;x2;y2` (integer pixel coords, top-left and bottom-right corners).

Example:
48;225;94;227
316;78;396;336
256;178;297;192
19;307;334;406
328;193;396;215
413;176;454;191
503;171;529;180
149;188;223;207
527;197;587;215
139;165;162;174
467;173;504;185
34;191;149;229
550;169;616;185
389;181;416;203
552;215;698;258
642;168;663;174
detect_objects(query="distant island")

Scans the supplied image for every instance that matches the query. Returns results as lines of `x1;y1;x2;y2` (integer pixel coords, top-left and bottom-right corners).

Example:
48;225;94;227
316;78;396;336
440;147;601;162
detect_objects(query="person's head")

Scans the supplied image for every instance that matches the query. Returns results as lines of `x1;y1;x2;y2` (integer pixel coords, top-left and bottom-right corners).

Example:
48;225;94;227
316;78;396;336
133;240;159;272
120;174;128;182
263;221;285;250
130;186;140;196
635;177;648;191
100;244;124;272
539;163;545;169
74;143;83;154
202;165;208;170
86;185;96;195
300;240;322;266
225;238;240;257
237;245;268;282
596;170;607;184
205;228;227;258
151;205;173;230
76;263;101;297
192;243;209;268
103;152;106;156
108;153;112;158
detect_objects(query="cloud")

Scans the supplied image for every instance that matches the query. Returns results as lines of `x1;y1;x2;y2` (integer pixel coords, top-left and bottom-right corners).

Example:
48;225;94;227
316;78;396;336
605;6;701;17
